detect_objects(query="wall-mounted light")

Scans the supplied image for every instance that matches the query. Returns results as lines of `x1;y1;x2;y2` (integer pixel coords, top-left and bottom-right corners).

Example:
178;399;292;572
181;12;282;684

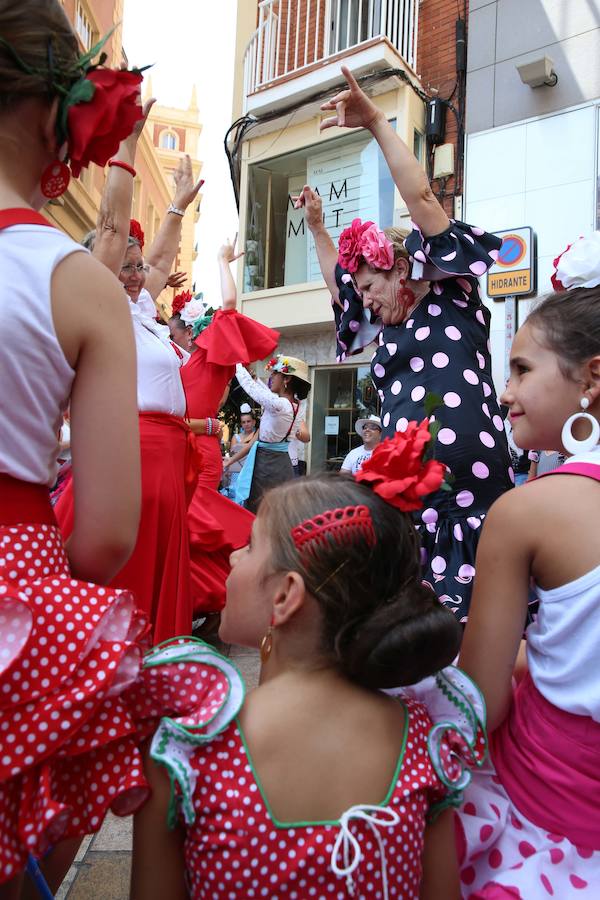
516;56;558;88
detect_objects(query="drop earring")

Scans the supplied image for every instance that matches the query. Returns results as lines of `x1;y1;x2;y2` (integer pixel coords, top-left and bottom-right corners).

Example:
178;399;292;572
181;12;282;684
561;395;599;455
40;160;71;199
260;625;273;664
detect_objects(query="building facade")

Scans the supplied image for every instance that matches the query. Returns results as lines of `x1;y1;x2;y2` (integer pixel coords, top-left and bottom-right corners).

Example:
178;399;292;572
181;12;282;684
231;0;468;472
47;0;202;319
464;0;600;393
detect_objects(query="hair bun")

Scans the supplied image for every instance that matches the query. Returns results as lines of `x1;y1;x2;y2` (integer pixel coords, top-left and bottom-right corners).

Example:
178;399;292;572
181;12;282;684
336;582;461;689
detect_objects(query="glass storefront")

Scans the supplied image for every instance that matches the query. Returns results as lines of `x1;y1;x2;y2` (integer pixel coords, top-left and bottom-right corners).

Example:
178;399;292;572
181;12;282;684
244;123;396;293
310;365;381;472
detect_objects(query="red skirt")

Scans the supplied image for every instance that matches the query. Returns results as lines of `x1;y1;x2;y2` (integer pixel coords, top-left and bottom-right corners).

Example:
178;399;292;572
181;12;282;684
55;412;195;643
187;434;254;615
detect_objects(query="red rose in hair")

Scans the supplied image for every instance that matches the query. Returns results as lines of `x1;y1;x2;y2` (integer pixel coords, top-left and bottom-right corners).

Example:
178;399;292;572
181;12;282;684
67;69;143;177
338;218;374;273
356;421;446;512
172;290;193;316
129;219;145;250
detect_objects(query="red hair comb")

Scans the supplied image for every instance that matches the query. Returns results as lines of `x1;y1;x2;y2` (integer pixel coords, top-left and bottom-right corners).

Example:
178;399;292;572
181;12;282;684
291;505;376;557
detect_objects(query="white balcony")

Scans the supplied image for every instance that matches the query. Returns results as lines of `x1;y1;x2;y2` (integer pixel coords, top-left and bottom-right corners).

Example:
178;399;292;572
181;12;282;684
243;0;420;117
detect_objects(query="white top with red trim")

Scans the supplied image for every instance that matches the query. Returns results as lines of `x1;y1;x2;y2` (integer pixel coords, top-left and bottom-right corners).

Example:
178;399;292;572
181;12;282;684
0;223;85;485
127;296;189;416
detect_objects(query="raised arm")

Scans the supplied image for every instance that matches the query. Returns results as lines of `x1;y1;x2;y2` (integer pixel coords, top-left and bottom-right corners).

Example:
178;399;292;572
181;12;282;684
235;363;288;414
293;186;340;304
52;253;141;584
218;235;244;310
320;66;449;238
144;155;203;299
223;431;258;469
92;97;155;275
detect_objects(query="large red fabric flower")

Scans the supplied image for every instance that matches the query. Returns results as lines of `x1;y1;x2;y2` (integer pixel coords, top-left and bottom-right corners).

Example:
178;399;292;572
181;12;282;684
360;223;394;271
172;290;193;316
355;420;446;512
67;69;143;177
338;218;374;273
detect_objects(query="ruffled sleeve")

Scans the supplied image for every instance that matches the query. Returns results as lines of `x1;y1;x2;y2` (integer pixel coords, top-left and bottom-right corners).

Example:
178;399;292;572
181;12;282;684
333;264;382;361
137;639;245;827
390;666;487;817
405;219;501;304
195;308;279;367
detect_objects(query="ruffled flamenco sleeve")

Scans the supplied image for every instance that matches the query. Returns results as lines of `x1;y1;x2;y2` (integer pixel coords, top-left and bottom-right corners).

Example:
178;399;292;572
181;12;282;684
195;308;280;366
333;263;382;362
404;219;501;305
390;666;487;819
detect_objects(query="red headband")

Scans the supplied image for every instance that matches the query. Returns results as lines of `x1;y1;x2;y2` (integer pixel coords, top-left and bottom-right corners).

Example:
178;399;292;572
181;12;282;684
291;505;376;558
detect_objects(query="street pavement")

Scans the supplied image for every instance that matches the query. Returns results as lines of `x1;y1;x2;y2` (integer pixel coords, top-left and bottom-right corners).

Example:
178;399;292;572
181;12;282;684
55;644;260;899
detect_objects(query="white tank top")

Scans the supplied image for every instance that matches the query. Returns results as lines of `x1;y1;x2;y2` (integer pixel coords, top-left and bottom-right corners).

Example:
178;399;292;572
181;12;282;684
527;446;600;721
0;223;85;486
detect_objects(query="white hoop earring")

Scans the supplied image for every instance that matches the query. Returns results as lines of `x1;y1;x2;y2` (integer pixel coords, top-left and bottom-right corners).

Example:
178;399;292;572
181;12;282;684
561;412;600;455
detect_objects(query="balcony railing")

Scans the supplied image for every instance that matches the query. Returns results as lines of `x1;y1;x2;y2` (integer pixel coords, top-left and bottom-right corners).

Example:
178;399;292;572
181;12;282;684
243;0;419;99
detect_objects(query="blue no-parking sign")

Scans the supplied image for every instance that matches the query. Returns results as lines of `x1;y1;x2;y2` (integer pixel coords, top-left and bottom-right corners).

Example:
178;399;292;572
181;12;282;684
487;227;537;299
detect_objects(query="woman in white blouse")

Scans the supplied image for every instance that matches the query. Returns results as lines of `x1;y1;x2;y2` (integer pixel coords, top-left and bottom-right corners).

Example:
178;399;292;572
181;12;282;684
56;117;203;642
233;355;311;513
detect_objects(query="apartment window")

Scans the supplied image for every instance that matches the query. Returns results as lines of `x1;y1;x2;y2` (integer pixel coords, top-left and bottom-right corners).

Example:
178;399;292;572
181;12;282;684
244;123;396;293
413;129;425;164
329;0;383;54
75;2;94;51
310;365;381;472
161;132;178;151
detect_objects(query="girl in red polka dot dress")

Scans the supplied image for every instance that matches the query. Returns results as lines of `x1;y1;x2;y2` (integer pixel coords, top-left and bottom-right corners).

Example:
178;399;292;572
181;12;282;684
457;238;600;898
132;424;486;899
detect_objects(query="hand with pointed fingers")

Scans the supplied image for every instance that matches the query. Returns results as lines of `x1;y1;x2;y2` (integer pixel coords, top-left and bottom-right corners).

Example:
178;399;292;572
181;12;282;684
320;65;383;132
165;271;187;289
173;155;204;210
218;233;245;263
292;185;323;233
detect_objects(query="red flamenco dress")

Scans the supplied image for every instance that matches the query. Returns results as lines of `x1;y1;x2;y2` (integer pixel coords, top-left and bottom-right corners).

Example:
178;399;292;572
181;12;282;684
0;475;244;886
182;308;278;615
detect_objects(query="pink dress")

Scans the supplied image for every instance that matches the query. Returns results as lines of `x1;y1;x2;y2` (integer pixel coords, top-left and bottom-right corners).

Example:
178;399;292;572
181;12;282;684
456;451;600;898
149;667;486;898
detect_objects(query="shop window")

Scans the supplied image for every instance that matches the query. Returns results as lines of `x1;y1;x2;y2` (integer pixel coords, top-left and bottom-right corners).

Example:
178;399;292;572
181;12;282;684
244;122;396;293
161;132;178;151
310;365;381;472
413;128;425;164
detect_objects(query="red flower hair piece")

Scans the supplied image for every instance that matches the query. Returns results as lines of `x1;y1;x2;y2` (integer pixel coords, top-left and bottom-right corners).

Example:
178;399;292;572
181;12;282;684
550;242;573;293
172;290;193;316
338;218;374;273
355;420;446;512
338;218;395;273
291;505;376;558
129;219;145;250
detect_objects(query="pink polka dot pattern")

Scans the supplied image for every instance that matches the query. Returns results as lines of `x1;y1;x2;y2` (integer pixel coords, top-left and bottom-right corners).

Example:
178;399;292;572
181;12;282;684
334;218;513;623
458;763;600;896
183;700;451;898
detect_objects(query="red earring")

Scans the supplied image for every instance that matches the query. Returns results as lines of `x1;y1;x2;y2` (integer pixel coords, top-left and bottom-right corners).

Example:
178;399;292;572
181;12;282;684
397;277;416;315
40;160;71;199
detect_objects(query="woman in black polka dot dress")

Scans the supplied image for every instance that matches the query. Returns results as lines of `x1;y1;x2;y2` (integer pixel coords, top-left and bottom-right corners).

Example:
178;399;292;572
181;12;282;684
298;66;514;620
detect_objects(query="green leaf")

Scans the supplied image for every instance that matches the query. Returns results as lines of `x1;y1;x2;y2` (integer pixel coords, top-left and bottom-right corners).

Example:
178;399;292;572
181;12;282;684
57;76;96;145
424;392;444;418
428;420;442;443
74;27;115;72
440;481;453;492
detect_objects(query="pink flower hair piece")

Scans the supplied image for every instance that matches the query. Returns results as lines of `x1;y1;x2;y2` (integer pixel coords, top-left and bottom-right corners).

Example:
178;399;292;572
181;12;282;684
338;218;394;273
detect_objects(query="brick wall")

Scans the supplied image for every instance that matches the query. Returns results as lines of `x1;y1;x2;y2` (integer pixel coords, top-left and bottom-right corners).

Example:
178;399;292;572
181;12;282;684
416;0;466;216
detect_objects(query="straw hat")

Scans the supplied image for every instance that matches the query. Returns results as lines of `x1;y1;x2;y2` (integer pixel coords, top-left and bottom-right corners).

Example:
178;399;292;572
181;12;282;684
355;414;382;438
266;354;311;387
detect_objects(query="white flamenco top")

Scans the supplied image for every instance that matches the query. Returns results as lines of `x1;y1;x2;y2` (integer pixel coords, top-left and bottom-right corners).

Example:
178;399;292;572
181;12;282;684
527;445;600;721
128;290;189;416
235;363;295;443
0;223;85;485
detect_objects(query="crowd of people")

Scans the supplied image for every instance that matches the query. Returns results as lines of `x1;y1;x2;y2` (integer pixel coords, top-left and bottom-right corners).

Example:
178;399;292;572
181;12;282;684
0;3;599;898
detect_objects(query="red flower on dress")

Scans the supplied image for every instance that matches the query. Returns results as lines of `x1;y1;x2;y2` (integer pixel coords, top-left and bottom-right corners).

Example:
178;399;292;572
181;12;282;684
129;219;145;250
67;69;143;177
338;218;374;273
355;420;446;512
172;290;193;316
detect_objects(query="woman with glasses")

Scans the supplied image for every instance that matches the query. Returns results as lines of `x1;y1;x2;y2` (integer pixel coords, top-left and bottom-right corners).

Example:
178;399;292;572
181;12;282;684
56;129;204;643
